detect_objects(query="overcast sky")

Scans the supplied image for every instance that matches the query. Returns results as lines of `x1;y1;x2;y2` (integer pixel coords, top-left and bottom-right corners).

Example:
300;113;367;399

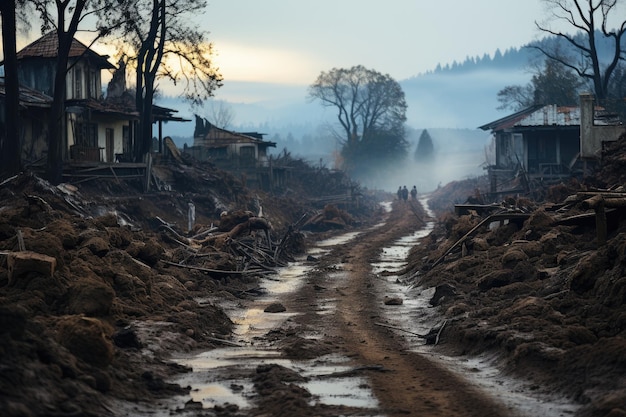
201;0;552;85
4;0;579;103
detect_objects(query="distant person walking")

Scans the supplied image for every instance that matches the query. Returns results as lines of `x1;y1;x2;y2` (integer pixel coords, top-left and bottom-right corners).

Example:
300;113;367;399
410;185;417;200
402;186;409;202
397;186;403;201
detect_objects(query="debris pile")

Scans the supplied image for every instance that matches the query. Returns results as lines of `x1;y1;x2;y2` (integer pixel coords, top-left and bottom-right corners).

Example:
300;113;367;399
0;157;380;417
405;150;626;416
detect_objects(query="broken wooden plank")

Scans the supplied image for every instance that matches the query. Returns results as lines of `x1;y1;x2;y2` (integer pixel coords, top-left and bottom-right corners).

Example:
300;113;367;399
7;251;57;285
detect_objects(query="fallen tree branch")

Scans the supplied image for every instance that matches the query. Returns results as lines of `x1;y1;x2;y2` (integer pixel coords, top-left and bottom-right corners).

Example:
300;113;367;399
431;209;507;268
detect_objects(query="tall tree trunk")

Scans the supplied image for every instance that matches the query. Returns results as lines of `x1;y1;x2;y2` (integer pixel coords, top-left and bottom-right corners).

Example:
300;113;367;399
46;35;71;185
1;0;21;176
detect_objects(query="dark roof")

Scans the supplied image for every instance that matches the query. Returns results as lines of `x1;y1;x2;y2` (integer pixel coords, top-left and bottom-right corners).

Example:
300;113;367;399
16;31;115;69
0;78;52;108
478;104;544;131
152;105;191;123
66;98;139;120
195;117;276;147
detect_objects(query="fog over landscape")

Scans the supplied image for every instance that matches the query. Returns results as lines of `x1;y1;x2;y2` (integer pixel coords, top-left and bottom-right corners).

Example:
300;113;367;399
157;56;530;193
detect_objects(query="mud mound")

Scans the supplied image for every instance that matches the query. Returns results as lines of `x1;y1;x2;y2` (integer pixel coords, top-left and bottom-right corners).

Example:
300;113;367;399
0;160;382;417
406;183;626;416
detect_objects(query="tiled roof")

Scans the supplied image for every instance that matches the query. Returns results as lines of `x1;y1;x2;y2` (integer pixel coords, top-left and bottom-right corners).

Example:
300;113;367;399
16;31;115;69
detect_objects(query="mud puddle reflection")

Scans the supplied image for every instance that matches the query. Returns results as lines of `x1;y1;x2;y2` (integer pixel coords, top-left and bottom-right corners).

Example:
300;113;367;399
170;227;380;413
373;197;579;417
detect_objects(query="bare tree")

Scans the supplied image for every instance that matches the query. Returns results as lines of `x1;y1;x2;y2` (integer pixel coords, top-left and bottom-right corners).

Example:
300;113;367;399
534;0;626;101
497;59;584;111
101;0;223;161
308;65;407;148
308;65;408;175
206;100;235;129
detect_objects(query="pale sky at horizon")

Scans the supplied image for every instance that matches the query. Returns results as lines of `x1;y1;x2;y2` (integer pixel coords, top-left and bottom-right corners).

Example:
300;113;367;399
3;0;596;102
201;0;552;85
7;1;551;76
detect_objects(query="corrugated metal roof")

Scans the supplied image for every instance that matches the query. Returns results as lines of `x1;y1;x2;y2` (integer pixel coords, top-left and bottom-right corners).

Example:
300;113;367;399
480;103;622;132
516;105;580;126
478;105;543;131
16;31;115;69
480;104;580;131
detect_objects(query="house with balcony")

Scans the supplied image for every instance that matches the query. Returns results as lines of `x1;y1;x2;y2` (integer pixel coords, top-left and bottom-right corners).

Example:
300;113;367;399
8;31;188;186
15;31;139;165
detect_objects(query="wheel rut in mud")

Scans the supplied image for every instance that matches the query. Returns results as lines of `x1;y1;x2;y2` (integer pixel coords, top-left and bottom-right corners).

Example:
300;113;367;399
281;201;518;417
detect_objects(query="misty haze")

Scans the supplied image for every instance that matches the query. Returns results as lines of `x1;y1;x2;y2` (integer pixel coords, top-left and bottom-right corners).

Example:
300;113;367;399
158;66;527;192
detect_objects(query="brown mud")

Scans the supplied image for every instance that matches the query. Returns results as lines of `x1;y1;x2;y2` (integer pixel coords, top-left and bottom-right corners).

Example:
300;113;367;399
2;135;626;416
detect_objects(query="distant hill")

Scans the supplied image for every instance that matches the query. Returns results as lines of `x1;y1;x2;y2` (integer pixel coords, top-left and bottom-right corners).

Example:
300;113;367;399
157;38;553;141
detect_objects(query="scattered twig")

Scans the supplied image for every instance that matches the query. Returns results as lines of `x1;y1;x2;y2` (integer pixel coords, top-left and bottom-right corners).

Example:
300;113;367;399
16;230;25;251
206;336;245;347
317;365;390;379
191;226;219;240
0;175;19;187
374;322;426;338
434;319;447;346
163;260;247;276
431;209;507;268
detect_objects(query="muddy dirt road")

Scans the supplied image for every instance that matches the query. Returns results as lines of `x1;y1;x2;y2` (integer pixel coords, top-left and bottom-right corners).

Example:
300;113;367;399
314;201;515;417
166;200;531;417
280;200;516;417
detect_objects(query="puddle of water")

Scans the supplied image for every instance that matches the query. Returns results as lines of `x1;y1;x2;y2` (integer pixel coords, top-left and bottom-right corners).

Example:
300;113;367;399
173;349;379;412
305;378;374;408
232;308;297;341
170;221;387;413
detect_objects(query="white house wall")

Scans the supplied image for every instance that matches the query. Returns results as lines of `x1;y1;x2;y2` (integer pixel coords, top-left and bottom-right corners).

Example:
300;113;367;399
97;121;127;162
66;113;129;162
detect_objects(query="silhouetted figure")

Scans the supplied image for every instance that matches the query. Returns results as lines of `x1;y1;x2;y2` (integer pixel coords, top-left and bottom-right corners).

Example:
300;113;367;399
410;186;417;200
397;186;402;201
402;186;409;202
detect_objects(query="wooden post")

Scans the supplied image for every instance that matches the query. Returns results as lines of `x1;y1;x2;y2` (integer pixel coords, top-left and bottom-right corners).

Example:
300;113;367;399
582;194;607;246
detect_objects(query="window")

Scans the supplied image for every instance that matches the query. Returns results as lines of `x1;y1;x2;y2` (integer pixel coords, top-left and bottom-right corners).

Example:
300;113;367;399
75;122;98;147
89;69;98;99
74;67;83;99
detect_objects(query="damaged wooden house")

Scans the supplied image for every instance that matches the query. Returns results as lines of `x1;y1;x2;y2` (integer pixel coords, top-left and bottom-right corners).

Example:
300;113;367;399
1;31;187;185
479;93;625;198
185;117;286;190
